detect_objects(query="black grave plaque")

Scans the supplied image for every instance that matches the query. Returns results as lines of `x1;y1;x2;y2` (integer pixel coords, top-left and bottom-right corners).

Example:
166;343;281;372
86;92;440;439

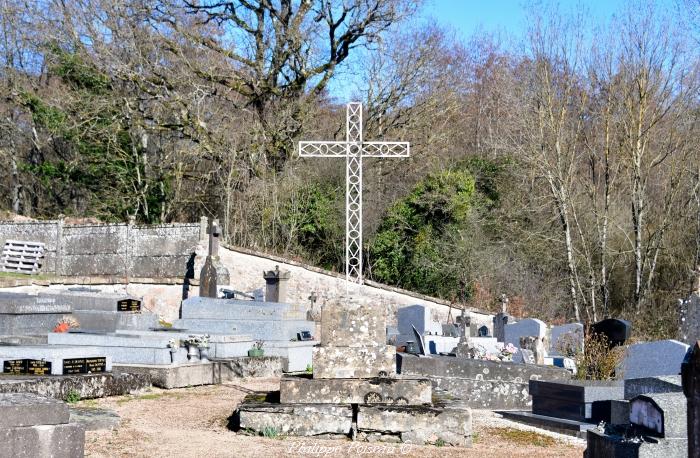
85;357;107;373
3;359;27;374
27;359;51;375
63;358;88;375
117;299;141;312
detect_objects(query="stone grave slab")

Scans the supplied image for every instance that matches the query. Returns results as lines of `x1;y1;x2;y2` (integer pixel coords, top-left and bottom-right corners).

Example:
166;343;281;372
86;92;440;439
590;318;631;347
504;318;546;348
625;375;683;399
550;322;584;356
0;292;72;336
175;296;314;341
529;379;624;422
0;345;111;375
620;339;689;380
396;353;571;409
280;375;431;405
71;310;158;333
236;393;353;436
175;318;314;341
586;428;687;457
357;404;472;446
39;290;142;312
312;345;395;379
0;393;69;428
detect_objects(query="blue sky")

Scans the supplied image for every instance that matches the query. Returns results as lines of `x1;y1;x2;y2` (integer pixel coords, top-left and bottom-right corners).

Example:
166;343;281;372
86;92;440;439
422;0;667;37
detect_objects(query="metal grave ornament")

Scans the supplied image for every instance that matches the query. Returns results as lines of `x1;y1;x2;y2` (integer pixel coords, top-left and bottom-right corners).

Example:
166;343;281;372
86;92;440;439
298;102;410;284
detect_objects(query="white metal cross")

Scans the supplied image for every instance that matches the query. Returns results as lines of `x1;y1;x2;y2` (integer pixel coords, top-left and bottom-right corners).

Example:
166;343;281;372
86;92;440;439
298;102;410;284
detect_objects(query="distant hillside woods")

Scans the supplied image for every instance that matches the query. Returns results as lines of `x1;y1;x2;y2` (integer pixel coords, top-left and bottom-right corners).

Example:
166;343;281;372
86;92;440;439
1;1;699;337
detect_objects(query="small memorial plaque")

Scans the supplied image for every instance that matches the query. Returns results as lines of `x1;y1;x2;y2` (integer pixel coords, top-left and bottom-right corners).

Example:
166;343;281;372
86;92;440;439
27;359;51;375
85;357;107;373
63;358;87;375
3;359;27;375
117;299;141;312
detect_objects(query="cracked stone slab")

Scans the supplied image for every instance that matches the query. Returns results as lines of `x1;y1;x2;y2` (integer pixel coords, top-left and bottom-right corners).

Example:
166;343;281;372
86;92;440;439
357;404;472;446
312;345;395;379
280;375;431;405
236;396;352;436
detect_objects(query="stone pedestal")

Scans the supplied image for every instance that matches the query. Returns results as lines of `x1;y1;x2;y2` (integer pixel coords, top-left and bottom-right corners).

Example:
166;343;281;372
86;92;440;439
263;266;290;303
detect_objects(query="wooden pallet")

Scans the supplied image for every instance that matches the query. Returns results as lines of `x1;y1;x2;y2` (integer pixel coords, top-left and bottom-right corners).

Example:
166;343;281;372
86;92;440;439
1;240;45;275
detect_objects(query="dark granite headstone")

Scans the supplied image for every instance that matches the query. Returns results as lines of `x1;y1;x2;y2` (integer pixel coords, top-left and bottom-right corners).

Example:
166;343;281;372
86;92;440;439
478;325;490;337
682;341;700;457
590;318;631;347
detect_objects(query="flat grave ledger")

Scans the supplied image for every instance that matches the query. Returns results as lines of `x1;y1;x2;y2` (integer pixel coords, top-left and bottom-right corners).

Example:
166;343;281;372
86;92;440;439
39;290;143;312
175;296;315;341
0;345;111;375
396;353;571;410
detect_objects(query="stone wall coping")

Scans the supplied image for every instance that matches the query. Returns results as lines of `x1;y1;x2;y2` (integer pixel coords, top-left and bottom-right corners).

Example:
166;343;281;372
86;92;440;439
222;243;487;315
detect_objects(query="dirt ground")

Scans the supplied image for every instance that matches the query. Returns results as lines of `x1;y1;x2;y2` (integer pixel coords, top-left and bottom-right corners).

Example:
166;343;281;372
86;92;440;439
82;379;585;458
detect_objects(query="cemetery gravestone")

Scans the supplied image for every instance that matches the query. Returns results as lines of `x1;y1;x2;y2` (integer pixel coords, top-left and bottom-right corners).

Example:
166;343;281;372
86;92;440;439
263;265;290;303
621;339;690;380
504;318;546;348
550;323;584;356
590;318;631;347
492;312;511;342
199;218;230;298
682;341;700;457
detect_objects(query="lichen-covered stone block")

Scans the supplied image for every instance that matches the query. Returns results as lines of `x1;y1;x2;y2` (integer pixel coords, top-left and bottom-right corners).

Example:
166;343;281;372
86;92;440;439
321;303;386;347
313;345;395;379
236;401;352;436
280;376;431;405
357;405;472;446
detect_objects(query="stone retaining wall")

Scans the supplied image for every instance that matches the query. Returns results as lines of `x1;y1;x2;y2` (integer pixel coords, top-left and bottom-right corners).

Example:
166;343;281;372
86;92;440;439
0;220;201;278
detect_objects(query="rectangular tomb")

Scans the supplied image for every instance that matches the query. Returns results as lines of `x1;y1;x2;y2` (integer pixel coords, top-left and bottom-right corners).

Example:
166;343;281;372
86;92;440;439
39;290;143;312
530;379;624;422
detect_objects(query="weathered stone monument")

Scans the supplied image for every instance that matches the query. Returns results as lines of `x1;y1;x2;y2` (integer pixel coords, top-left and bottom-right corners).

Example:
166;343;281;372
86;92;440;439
263;265;290;303
492;294;512;342
234;102;472;445
199;218;229;298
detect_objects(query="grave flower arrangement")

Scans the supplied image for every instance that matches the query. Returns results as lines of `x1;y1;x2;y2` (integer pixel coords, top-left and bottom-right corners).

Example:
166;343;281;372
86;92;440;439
53;316;80;333
248;340;265;357
496;342;518;361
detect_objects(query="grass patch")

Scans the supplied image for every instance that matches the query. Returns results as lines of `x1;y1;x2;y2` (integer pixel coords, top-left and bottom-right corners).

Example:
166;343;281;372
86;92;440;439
486;428;557;447
0;271;54;281
65;390;81;404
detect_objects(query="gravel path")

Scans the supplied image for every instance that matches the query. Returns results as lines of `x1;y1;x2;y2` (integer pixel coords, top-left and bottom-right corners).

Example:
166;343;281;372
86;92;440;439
82;379;585;458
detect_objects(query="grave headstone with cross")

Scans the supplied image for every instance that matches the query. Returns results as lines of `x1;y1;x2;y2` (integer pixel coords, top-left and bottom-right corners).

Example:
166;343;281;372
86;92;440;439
199;219;230;298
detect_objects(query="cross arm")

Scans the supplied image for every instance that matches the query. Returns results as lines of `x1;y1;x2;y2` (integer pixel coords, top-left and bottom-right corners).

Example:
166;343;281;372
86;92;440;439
298;141;348;157
360;142;410;157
